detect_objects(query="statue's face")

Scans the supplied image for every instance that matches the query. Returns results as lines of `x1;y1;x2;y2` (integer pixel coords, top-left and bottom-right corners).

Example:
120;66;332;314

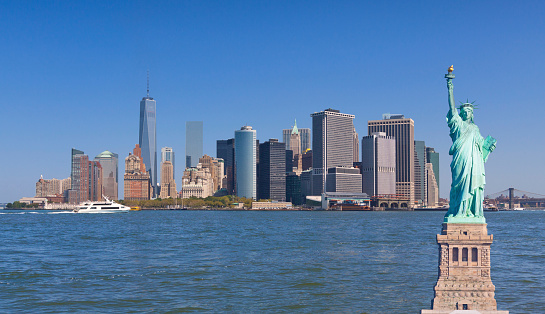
460;107;473;121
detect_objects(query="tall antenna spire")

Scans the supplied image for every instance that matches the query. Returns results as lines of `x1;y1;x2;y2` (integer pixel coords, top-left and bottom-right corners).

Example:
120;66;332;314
146;70;150;97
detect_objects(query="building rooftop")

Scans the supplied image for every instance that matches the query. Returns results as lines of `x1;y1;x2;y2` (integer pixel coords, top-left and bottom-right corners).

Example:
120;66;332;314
95;151;116;158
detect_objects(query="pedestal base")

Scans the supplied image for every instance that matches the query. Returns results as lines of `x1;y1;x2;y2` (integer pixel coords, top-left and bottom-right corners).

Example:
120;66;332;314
421;310;508;314
422;223;508;313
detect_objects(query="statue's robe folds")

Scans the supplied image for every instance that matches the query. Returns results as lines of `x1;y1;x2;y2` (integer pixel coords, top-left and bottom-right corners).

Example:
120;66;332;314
446;111;485;218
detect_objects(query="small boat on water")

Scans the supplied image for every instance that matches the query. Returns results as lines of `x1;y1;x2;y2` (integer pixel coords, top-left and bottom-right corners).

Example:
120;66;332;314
74;198;130;213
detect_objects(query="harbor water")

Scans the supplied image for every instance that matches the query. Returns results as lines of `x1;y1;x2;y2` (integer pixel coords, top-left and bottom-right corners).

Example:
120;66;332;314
0;210;543;313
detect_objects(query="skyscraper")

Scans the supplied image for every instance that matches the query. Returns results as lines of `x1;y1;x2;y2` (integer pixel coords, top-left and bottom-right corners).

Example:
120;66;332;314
300;128;311;152
361;132;396;196
68;148;103;203
311;108;356;195
94;151;118;200
216;138;235;194
426;147;440;197
139;81;157;197
368;114;415;203
283;121;310;152
353;127;359;163
415;140;427;205
235;126;257;199
289;121;301;156
159;161;177;199
88;160;103;202
258;139;286;201
286;172;302;205
426;162;439;207
186;121;203;168
161;147;175;179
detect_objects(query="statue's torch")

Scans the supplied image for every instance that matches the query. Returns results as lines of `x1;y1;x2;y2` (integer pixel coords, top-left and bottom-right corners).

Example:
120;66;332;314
445;65;455;81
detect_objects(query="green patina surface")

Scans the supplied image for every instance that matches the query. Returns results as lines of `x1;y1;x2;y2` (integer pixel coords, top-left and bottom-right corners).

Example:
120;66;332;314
444;68;496;224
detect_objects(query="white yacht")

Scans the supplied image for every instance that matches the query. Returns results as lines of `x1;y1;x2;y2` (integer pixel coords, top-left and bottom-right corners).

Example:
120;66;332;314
74;198;130;213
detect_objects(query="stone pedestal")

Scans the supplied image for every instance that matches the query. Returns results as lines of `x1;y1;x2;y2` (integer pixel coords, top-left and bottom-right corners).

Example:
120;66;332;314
421;223;508;314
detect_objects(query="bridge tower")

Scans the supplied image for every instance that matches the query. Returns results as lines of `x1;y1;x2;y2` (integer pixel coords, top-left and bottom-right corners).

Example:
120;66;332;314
508;188;515;209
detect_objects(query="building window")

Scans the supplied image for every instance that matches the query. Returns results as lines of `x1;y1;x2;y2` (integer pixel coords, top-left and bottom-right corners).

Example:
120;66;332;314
462;248;468;262
453;248;459;262
472;248;478;262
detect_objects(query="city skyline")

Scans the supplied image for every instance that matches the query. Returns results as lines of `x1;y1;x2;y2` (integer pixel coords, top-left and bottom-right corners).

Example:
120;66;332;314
2;2;545;202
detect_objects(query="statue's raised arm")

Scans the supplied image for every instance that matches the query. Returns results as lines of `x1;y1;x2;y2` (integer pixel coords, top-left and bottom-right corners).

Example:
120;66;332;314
446;65;456;117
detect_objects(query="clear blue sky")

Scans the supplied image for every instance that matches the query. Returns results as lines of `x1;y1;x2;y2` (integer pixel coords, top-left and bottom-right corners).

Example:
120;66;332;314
1;1;544;202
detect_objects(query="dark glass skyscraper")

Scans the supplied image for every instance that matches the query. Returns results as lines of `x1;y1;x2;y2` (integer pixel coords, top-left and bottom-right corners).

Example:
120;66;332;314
258;139;286;201
217;138;235;195
139;90;157;197
186;121;203;168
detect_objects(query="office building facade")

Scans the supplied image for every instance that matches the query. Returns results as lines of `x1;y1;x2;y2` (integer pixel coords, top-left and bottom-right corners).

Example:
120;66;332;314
159;161;177;199
186;121;203;168
353;128;359;163
124;144;151;201
311;108;355;195
283;122;310;153
235;126;257;199
181;164;214;198
286;172;302;205
199;154;225;193
368;115;415;203
161;147;175;179
94;151;118;200
361;132;396;196
415;140;427;205
326;167;362;193
67;148;103;203
216;138;235;194
426;163;439;207
426;147;440;197
258;139;286;201
36;177;71;198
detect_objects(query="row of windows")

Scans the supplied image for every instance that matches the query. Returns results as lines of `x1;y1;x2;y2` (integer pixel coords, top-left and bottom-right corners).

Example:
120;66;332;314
452;247;479;262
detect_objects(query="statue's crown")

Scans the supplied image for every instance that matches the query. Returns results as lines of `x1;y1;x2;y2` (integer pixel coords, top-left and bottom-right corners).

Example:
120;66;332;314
458;100;478;110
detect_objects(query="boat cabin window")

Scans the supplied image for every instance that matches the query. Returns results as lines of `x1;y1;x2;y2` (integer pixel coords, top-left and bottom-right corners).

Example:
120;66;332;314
90;207;97;209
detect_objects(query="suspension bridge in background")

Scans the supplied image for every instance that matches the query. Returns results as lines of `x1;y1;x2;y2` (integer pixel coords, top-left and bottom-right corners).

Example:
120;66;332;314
485;188;545;209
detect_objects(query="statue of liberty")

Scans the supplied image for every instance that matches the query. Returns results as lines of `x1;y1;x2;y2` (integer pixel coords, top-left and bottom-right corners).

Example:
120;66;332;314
445;66;496;223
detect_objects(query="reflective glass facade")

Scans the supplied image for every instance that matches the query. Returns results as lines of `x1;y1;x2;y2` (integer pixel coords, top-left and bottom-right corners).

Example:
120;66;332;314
186;121;203;168
94;151;118;200
235;126;256;199
139;96;157;197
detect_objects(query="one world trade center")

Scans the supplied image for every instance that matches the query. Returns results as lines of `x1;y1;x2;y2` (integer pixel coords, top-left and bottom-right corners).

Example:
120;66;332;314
139;77;157;197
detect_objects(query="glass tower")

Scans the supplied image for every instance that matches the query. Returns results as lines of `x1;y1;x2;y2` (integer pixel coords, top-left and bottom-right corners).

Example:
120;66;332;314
139;94;157;197
186;121;203;168
94;151;119;200
235;126;257;199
